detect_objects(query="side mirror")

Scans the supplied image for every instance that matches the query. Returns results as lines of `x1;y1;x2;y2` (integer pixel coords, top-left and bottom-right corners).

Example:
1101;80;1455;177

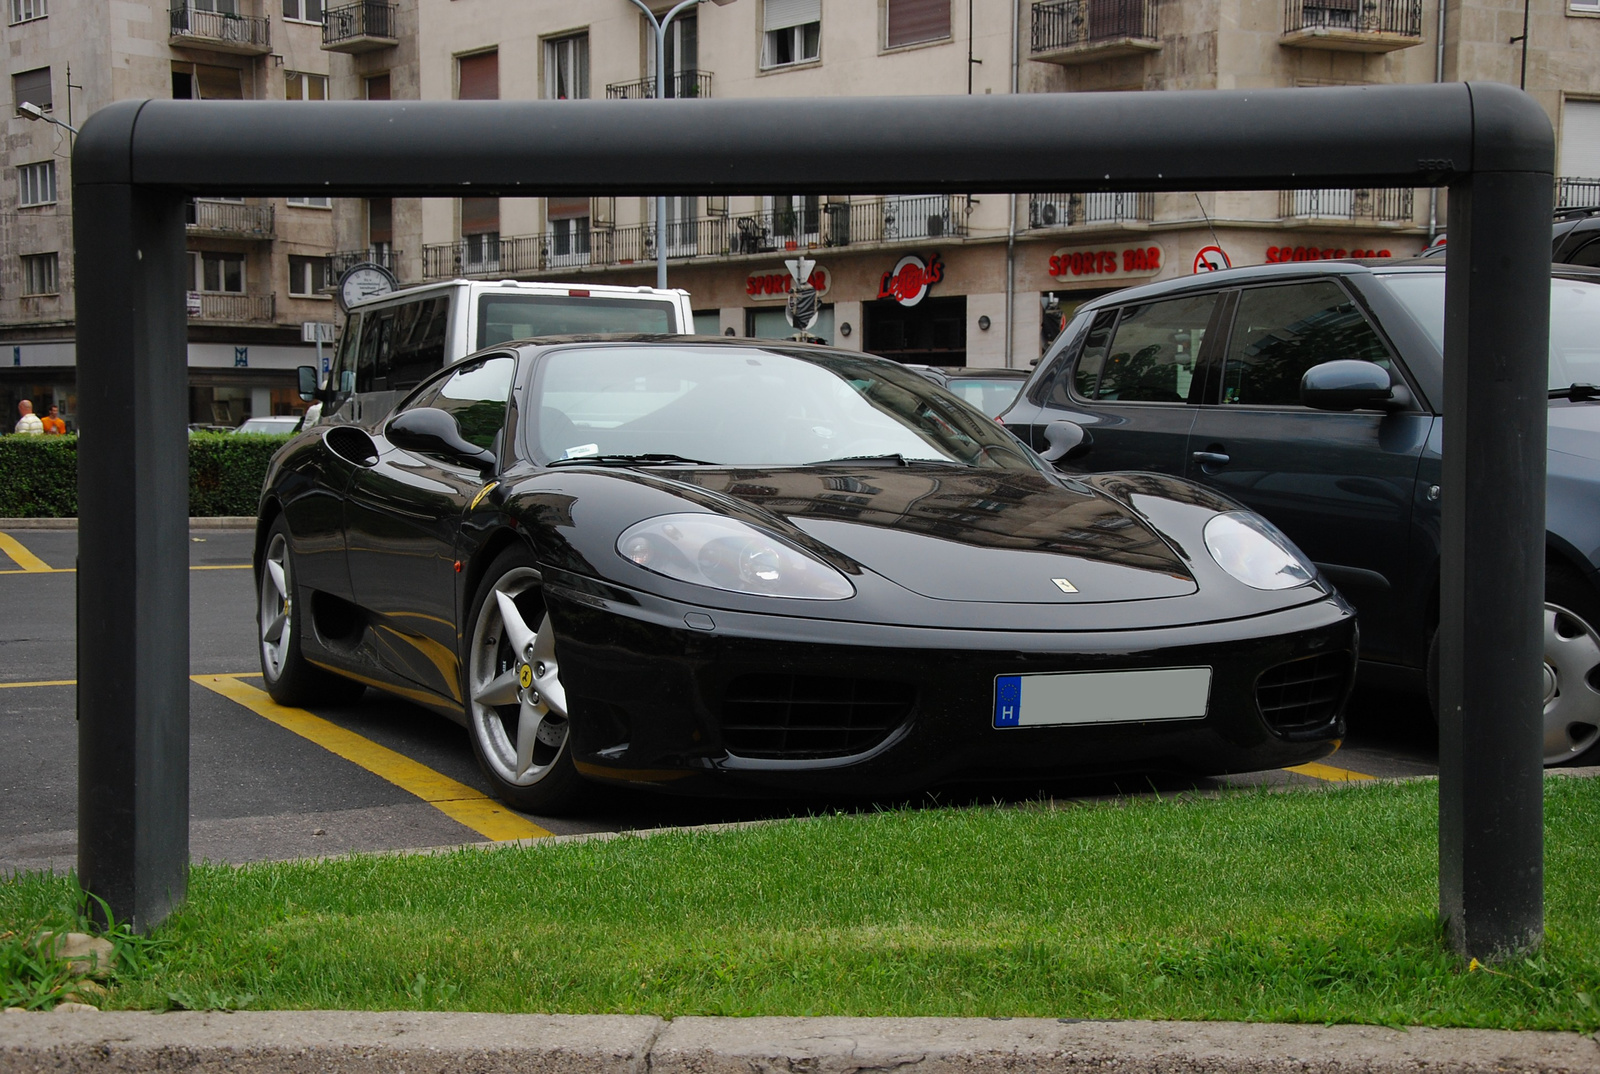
296;365;319;402
1300;360;1412;411
1039;419;1092;463
386;407;497;471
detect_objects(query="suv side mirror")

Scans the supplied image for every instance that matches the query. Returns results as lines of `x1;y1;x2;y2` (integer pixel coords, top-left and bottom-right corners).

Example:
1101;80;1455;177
1300;360;1412;412
386;407;497;471
1039;419;1092;463
296;365;319;402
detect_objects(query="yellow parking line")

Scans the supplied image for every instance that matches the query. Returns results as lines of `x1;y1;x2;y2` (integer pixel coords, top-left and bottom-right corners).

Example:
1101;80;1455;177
193;673;551;843
1285;761;1376;782
0;678;76;689
0;532;52;572
0;564;252;575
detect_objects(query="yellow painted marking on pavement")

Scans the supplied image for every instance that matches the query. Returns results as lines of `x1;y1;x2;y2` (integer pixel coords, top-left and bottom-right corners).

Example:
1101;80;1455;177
0;563;253;575
193;673;551;842
1284;761;1376;782
0;532;52;572
0;678;76;688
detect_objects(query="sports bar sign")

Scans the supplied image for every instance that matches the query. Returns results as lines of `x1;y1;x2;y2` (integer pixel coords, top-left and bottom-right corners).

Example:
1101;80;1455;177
1048;242;1166;281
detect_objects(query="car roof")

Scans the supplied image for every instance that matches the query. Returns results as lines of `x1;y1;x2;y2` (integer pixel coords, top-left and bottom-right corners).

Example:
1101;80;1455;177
348;278;689;311
1070;257;1600;316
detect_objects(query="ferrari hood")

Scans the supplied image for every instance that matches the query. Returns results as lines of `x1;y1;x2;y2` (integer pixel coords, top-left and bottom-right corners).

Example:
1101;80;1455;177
672;465;1198;604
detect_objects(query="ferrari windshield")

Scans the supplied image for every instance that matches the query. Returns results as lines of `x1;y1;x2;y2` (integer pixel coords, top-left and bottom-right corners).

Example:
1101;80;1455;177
1379;271;1600;391
530;344;1039;470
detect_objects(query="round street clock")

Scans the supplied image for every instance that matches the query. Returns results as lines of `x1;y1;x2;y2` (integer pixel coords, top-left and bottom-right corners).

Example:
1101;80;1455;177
336;261;398;313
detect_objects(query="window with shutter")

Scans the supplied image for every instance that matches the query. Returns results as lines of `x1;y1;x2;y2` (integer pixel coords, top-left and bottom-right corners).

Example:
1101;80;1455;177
886;0;950;47
462;197;499;236
366;73;391;100
458;50;499;100
762;0;820;67
1561;100;1600;179
12;67;51;112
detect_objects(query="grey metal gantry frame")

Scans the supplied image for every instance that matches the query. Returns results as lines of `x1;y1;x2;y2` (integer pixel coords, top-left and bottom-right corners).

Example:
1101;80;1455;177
72;82;1553;958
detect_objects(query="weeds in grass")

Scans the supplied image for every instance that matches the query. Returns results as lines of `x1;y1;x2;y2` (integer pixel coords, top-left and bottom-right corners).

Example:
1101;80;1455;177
0;873;167;1010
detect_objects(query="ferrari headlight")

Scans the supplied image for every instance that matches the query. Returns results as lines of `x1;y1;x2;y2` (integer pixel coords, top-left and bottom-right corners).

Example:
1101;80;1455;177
617;514;855;600
1203;512;1315;591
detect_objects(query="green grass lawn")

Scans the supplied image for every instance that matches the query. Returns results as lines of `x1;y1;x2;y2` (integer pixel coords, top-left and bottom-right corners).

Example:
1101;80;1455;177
4;777;1598;1028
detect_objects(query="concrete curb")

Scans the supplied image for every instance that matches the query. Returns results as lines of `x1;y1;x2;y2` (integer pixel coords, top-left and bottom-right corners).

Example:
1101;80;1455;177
1;1012;1596;1074
0;517;256;530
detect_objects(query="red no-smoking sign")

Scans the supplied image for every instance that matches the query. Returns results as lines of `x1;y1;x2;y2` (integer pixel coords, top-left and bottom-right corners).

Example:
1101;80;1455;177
1193;245;1231;273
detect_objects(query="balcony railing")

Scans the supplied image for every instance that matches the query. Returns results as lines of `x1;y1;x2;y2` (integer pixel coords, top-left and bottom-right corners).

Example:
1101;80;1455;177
420;197;970;280
328;246;400;279
605;70;714;99
188;291;276;323
1030;0;1158;64
1281;188;1414;224
185;199;275;239
1028;192;1154;229
322;0;397;52
169;4;271;54
1282;0;1422;50
1556;177;1600;210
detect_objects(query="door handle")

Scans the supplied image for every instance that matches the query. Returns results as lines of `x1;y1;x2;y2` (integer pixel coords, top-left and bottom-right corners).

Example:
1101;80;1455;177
1192;451;1231;468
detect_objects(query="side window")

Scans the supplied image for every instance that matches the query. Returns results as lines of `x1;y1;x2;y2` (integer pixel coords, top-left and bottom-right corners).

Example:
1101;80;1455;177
1094;293;1216;403
1566;237;1600;269
1067;310;1118;402
354;309;393;393
386;297;451;391
331;312;361;395
1220;281;1390;407
405;354;516;453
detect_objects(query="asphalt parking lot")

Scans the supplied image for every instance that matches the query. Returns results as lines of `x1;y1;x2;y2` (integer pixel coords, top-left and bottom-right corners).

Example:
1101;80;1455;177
0;525;1441;875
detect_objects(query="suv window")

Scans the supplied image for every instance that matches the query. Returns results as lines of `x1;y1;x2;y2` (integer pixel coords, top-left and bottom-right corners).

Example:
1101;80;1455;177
477;294;678;347
355;309;394;393
1217;280;1390;406
405;353;516;453
1086;292;1216;403
330;311;361;395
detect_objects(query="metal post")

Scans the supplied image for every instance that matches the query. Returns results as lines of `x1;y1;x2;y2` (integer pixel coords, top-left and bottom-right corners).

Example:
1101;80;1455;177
629;0;699;290
73;162;191;931
1438;166;1553;958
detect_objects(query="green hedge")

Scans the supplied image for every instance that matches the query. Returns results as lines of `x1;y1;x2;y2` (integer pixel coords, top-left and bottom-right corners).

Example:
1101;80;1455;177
0;433;292;519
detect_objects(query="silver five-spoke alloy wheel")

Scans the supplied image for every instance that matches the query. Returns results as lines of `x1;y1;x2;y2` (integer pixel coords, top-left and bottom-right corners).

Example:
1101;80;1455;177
259;530;294;683
1543;602;1600;764
468;566;569;786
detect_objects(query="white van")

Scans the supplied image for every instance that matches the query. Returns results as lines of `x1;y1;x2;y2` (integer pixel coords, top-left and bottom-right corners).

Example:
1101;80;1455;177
307;278;694;426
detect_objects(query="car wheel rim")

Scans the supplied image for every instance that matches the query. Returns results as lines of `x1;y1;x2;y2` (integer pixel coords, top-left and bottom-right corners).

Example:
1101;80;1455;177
259;532;293;682
1543;602;1600;764
468;566;569;787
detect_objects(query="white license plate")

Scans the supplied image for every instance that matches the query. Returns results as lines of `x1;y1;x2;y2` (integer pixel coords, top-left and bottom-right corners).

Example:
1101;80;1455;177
992;667;1212;728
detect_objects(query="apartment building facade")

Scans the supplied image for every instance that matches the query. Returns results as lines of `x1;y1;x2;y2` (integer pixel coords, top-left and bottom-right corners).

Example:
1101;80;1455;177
6;0;1599;418
323;0;1600;371
1;0;345;428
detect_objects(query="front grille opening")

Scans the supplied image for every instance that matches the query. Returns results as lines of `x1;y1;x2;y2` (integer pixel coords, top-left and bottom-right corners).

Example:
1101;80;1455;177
720;673;914;759
1255;651;1353;736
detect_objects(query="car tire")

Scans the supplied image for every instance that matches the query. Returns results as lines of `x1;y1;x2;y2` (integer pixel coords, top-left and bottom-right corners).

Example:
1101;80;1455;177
1426;564;1600;766
258;516;366;707
461;545;587;814
1542;564;1600;766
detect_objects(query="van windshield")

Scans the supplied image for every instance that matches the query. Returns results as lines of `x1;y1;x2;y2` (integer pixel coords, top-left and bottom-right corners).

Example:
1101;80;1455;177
477;294;679;347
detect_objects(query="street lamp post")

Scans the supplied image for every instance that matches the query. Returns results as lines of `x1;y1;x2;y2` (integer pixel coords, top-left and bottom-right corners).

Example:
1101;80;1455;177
627;0;735;289
19;101;79;138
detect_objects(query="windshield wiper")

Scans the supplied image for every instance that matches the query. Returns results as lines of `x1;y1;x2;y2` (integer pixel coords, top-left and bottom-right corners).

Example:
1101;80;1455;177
809;454;914;466
1551;383;1600;402
547;453;713;468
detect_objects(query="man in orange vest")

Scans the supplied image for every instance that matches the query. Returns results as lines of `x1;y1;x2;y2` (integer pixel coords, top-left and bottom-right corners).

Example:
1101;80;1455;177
40;404;66;435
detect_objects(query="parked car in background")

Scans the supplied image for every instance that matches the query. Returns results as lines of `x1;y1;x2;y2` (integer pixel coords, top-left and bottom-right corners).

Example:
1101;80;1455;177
233;416;303;435
1552;206;1600;267
1000;259;1600;767
1418;206;1600;265
257;338;1356;812
304;278;695;428
903;365;1031;418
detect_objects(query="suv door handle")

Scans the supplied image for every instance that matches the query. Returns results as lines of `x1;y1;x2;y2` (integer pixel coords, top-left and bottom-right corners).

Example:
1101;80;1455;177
1192;451;1231;468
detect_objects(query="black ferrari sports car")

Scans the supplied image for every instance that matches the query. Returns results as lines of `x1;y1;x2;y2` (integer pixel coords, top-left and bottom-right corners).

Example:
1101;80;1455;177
256;337;1357;812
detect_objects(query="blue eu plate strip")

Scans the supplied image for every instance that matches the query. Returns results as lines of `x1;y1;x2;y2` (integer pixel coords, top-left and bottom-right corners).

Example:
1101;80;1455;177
993;675;1022;727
